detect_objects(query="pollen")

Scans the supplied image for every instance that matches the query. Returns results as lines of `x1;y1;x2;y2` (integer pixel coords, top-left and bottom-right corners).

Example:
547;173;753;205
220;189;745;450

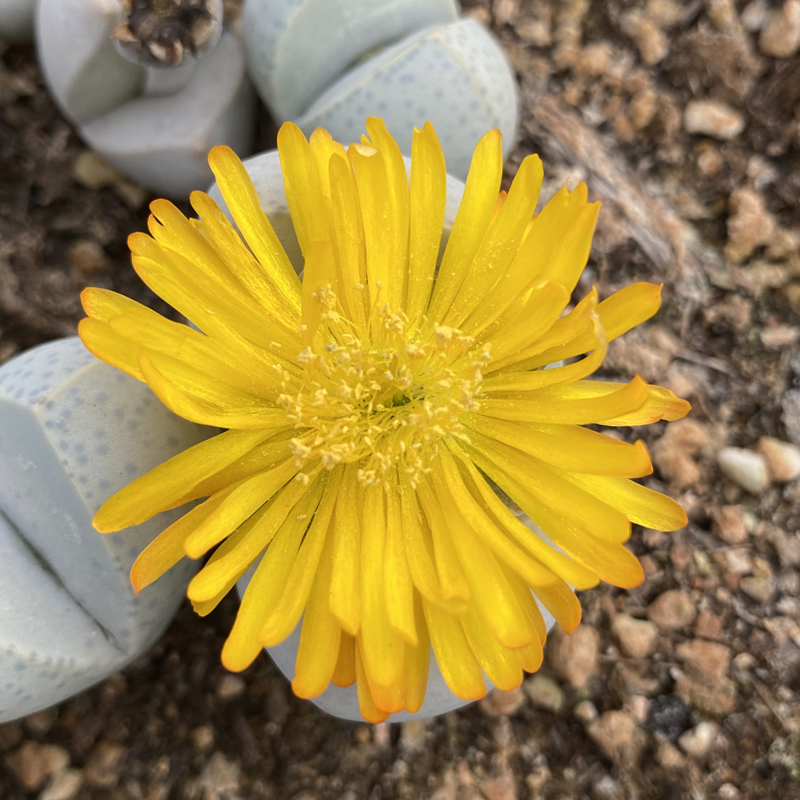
279;291;483;487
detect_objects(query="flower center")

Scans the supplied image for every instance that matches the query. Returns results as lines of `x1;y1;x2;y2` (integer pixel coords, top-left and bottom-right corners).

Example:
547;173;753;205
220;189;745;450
279;291;489;487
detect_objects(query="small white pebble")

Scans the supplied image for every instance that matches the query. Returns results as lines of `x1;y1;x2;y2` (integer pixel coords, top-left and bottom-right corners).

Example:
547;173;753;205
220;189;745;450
718;782;740;800
717;447;770;494
684;100;745;140
678;721;718;757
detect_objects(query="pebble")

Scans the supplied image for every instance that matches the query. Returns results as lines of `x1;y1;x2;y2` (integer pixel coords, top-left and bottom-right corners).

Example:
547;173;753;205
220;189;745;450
3;741;69;791
84;742;125;789
757;437;800;482
621;10;669;65
725;188;776;264
479;687;526;718
587;711;647;768
712;506;747;544
40;769;84;800
678;721;718;757
523;674;565;712
24;709;56;736
742;0;768;31
648;694;692;738
400;719;430;752
648;590;697;630
676;640;732;680
592;775;622;800
191;726;215;753
216;674;246;701
759;0;800;58
197;752;241;800
652;445;701;489
656;741;686;768
479;773;517;800
72;151;124;190
658;419;710;452
732;652;756;671
549;625;600;689
717;447;770;494
684;100;745;140
67;239;111;279
611;614;659;658
724;547;753;576
713;505;749;544
767;527;800;568
574;700;599;723
718;783;740;800
761;325;800;349
740;575;775;603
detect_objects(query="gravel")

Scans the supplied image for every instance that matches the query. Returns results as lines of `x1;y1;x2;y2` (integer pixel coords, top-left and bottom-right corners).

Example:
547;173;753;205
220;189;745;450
2;0;800;797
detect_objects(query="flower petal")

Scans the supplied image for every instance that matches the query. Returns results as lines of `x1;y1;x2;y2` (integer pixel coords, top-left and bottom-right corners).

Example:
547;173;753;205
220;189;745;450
427;129;503;323
94;429;272;533
406;123;446;324
208;145;301;309
463;416;652;478
478;375;650;425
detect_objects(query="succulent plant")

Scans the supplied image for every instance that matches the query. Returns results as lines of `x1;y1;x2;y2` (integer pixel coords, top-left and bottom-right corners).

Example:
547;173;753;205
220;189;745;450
0;338;213;722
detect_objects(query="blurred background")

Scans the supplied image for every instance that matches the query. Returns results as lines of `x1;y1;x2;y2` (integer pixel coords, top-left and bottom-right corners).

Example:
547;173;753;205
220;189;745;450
1;0;799;798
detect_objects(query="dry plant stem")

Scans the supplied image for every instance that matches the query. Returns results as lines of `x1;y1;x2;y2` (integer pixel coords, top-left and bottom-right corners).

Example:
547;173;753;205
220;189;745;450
522;93;711;318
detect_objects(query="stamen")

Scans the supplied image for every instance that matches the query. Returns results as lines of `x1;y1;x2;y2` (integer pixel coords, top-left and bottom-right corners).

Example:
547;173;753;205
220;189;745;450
280;297;487;485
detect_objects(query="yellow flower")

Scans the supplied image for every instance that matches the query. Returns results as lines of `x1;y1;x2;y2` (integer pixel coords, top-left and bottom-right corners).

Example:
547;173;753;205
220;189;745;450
79;118;689;722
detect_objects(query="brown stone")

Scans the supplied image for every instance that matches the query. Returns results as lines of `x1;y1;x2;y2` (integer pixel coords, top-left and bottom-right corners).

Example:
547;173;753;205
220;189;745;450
676;640;732;680
549;625;600;689
695;610;724;640
216;674;246;701
713;505;748;544
767;527;800;567
3;742;69;791
759;0;800;57
611;614;659;658
648;590;697;630
523;674;565;712
660;419;710;454
725;188;776;264
676;675;737;716
197;752;241;800
479;687;526;718
480;773;517;800
741;575;775;603
758;437;800;482
656;741;686;769
68;239;112;278
653;446;701;488
40;769;84;800
587;711;647;768
84;742;126;789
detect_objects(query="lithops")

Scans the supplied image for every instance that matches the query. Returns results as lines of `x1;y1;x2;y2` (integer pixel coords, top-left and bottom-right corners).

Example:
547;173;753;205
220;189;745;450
36;0;255;197
0;337;213;722
242;0;459;120
295;19;519;181
242;0;518;180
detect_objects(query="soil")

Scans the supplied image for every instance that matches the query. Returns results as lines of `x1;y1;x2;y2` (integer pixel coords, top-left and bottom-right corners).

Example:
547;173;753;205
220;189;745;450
2;1;800;799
